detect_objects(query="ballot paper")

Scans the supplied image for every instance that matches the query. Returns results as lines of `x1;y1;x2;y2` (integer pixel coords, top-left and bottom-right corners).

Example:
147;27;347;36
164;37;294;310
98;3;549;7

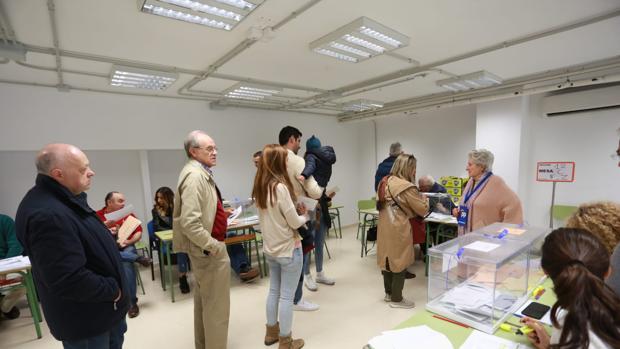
227;205;242;225
368;325;453;349
459;329;531;349
297;196;318;210
463;241;500;253
104;204;135;222
326;186;340;195
118;215;142;244
0;256;31;272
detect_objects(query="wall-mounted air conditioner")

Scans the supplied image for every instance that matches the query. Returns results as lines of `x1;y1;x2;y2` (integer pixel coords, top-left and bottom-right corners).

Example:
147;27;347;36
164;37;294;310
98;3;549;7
542;84;620;117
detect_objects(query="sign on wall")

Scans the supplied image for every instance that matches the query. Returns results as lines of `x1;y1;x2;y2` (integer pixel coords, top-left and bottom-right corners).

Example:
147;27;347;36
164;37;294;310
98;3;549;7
536;162;575;182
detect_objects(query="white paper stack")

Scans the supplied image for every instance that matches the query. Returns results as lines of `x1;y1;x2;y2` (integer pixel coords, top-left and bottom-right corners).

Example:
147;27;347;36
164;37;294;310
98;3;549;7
459;329;531;349
368;325;453;349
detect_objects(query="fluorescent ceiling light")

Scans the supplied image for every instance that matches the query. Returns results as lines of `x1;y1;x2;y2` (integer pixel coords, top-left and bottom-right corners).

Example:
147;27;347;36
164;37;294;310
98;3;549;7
138;0;262;31
223;83;282;101
310;17;409;63
0;41;27;62
110;65;178;90
343;99;384;112
437;71;503;92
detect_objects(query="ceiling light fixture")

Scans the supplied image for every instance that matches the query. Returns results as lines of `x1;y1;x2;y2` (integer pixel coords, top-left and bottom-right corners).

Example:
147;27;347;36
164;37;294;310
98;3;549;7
343;99;384;112
223;83;282;101
138;0;262;31
310;17;409;63
110;65;178;90
437;71;503;92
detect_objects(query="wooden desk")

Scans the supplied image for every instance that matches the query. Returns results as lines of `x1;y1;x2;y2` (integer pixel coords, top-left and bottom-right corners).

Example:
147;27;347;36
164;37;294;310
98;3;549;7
0;256;42;339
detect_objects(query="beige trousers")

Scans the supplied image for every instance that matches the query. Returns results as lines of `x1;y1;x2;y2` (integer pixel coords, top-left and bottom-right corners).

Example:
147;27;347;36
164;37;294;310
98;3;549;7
189;246;231;349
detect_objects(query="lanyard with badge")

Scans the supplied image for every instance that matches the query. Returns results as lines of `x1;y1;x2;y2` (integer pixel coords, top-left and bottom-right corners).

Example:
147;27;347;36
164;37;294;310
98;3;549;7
457;172;493;227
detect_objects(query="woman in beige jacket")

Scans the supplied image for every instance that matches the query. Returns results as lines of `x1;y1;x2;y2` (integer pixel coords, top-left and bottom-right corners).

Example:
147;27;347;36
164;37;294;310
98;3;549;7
253;144;308;349
376;154;429;309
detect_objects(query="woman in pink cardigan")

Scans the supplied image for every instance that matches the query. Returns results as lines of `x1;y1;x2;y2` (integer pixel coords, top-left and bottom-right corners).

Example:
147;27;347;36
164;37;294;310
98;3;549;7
453;149;523;235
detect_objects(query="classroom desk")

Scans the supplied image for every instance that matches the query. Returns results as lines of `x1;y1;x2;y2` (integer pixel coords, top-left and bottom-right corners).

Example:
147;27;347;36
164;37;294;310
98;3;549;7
328;205;343;238
0;256;42;339
357;210;458;259
157;219;261;302
358;208;378;257
364;278;555;348
424;213;458;275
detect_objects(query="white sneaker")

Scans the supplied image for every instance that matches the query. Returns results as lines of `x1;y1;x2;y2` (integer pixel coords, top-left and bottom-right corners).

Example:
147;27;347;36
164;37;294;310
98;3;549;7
293;299;319;312
389;298;415;309
315;272;335;285
304;274;318;291
384;293;391;302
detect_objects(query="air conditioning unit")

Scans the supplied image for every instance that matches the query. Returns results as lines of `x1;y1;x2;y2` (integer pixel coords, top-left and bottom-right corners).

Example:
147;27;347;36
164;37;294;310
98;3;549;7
542;83;620;117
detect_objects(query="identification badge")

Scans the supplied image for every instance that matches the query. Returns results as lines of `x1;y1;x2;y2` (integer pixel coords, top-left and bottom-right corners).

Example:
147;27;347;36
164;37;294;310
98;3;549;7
457;205;469;226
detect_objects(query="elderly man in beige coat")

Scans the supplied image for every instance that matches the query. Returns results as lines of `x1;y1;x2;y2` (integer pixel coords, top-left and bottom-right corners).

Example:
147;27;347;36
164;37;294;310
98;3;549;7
173;130;230;349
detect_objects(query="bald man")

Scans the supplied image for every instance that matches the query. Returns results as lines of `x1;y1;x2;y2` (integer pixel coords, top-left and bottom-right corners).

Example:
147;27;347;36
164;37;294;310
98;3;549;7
173;131;230;349
15;144;129;348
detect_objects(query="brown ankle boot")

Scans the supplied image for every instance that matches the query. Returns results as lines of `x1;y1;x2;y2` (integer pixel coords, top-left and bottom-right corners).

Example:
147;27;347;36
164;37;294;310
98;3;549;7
264;322;279;345
278;334;304;349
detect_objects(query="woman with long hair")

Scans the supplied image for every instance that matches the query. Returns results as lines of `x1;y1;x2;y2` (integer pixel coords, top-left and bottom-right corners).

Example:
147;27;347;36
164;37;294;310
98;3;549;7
253;144;308;349
376;154;429;309
523;228;620;349
152;186;190;294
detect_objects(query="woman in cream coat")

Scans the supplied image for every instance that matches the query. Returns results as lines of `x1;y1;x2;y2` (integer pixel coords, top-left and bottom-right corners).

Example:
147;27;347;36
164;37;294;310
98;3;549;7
376;154;429;309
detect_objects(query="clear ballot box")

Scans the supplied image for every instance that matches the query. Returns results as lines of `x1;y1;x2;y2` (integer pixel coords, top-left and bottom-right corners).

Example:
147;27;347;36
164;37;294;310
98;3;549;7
426;223;550;333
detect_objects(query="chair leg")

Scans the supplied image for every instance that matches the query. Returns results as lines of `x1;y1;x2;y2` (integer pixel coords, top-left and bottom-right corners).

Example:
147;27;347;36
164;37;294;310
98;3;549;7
149;245;155;281
324;239;331;260
135;264;145;295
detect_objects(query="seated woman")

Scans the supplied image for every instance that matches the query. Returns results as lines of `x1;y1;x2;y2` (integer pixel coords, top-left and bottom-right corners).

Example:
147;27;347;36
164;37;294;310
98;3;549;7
152;186;190;294
565;201;620;296
523;228;620;348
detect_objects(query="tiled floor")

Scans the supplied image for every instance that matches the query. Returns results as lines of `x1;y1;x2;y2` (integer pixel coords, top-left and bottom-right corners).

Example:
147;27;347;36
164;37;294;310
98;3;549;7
1;225;429;349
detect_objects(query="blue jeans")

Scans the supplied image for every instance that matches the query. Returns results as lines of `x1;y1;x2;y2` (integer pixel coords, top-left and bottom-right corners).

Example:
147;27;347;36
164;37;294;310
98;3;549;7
266;247;302;337
119;246;137;305
62;318;127;349
226;231;251;275
303;216;328;275
177;252;189;273
119;245;138;263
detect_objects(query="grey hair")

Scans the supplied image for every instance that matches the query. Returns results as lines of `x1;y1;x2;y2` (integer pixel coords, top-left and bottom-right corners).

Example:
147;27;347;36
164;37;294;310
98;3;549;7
35;150;57;174
389;142;402;157
419;175;435;186
468;149;494;172
184;130;207;158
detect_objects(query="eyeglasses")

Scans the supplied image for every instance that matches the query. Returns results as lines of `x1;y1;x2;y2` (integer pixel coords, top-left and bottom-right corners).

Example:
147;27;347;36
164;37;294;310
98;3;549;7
194;146;218;153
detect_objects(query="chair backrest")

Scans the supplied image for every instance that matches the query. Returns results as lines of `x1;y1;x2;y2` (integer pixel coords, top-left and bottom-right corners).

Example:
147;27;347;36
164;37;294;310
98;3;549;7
357;199;376;210
147;220;155;239
552;205;578;221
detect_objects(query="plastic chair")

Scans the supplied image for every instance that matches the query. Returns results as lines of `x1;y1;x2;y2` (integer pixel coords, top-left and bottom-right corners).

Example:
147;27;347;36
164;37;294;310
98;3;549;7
551;205;578;227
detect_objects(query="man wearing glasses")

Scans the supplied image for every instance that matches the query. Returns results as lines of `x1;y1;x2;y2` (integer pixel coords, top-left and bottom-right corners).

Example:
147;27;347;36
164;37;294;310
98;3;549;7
173;130;230;349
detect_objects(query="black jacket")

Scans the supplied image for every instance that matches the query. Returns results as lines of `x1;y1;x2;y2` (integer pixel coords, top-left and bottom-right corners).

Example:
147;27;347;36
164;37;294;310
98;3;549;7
374;156;397;191
302;146;336;188
15;174;130;341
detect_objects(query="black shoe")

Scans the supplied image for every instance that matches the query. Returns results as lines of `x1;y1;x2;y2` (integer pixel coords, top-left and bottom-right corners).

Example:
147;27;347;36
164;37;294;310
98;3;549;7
405;272;416;279
179;275;190;294
136;256;152;267
128;304;139;318
2;306;20;320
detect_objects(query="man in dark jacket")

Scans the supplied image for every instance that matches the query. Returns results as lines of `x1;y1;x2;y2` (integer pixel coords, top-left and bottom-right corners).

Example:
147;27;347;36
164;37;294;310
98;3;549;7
374;142;403;191
15;144;130;348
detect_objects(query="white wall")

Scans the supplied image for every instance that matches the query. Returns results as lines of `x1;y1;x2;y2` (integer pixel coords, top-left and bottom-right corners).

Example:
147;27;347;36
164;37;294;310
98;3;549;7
476;97;526;192
521;94;620;226
374;106;477;188
0;83;367;226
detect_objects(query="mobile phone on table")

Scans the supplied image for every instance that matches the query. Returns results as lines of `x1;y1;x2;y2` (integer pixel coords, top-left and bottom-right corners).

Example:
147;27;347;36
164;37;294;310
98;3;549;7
521;302;550;320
